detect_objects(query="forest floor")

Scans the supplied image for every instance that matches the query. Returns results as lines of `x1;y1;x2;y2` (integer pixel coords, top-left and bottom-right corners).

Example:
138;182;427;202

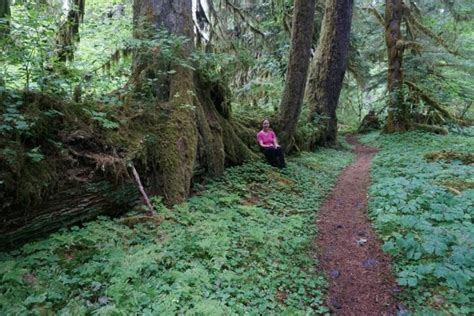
0;131;472;315
315;136;397;315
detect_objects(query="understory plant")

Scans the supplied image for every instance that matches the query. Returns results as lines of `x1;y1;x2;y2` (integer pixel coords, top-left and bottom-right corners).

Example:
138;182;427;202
0;148;354;314
362;131;474;315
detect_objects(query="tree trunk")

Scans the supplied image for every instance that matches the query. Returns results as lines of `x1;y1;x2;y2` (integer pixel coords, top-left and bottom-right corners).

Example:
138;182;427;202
0;182;138;249
56;0;85;62
0;0;10;34
384;0;410;132
278;0;316;152
0;0;9;18
131;0;253;204
306;0;353;146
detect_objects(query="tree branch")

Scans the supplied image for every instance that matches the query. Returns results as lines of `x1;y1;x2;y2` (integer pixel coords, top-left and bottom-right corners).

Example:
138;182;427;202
363;6;385;27
403;6;463;57
223;0;265;38
405;81;459;123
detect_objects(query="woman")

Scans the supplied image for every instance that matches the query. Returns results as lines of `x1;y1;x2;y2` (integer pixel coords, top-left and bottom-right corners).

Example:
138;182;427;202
256;119;286;169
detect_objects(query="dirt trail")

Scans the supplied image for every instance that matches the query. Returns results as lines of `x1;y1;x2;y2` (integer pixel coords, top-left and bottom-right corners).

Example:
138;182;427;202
315;135;397;315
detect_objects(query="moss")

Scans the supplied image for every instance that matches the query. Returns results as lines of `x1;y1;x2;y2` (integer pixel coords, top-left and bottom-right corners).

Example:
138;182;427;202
413;123;448;135
1;64;259;218
424;150;474;165
293;120;321;151
0;92;78;210
147;66;199;204
438;179;474;194
119;214;163;228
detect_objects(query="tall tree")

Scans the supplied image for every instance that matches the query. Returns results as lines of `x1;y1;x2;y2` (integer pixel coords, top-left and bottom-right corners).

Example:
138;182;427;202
0;0;10;34
384;0;409;132
278;0;316;152
56;0;85;62
306;0;354;146
131;0;253;204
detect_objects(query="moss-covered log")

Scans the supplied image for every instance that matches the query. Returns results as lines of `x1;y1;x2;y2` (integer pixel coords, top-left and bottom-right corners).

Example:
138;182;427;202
0;182;137;249
413;123;448;135
358;110;381;133
0;79;256;246
405;81;465;124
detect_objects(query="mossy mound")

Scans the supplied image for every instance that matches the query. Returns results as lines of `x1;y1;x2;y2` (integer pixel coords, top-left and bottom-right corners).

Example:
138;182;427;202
424;150;474;165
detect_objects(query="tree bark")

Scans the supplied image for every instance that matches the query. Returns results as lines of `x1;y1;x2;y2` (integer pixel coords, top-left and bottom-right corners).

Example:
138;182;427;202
278;0;316;152
0;0;10;34
306;0;353;146
384;0;410;132
0;0;9;18
56;0;85;62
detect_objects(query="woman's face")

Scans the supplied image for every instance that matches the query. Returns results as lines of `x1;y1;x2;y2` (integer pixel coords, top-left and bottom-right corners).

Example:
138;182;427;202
262;120;270;129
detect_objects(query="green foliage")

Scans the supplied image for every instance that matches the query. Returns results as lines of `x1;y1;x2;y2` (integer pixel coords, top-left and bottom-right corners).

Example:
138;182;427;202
0;148;354;314
361;131;474;315
0;0;133;99
0;4;57;91
83;109;119;129
26;146;44;162
338;1;474;129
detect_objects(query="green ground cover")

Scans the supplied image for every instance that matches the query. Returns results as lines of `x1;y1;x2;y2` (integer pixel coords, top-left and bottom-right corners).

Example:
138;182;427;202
361;131;474;315
0;149;353;315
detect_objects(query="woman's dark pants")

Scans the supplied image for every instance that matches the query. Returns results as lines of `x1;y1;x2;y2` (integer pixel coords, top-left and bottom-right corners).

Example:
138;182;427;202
261;147;286;168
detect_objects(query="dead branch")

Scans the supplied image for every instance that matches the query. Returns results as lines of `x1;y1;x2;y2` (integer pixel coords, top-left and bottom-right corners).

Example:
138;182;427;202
363;6;384;27
129;163;156;216
223;0;265;38
405;81;467;126
403;6;462;57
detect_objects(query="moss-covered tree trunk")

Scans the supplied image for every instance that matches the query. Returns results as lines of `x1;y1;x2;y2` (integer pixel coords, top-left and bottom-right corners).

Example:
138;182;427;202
384;0;410;132
306;0;353;146
0;0;10;34
0;0;9;18
131;0;253;204
56;0;85;62
278;0;316;152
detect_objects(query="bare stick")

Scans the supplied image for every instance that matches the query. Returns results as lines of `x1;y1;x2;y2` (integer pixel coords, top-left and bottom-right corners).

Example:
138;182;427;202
130;163;156;215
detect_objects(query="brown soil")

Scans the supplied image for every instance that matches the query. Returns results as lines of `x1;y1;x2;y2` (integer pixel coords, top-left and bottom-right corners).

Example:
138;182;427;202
315;135;397;315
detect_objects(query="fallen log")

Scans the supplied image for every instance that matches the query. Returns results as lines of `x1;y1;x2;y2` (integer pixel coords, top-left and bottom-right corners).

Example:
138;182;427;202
413;123;448;135
0;180;137;249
